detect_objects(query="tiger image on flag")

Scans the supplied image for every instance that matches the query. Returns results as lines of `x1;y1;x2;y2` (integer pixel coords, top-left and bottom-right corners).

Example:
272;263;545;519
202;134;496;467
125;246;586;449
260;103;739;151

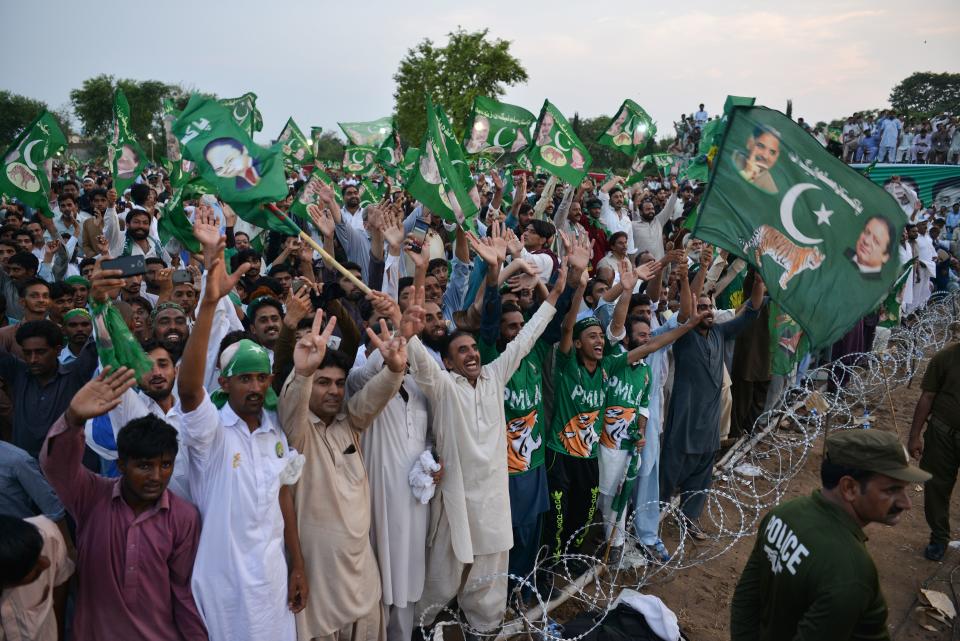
506;410;541;474
745;225;824;289
599;406;637;450
558;410;600;457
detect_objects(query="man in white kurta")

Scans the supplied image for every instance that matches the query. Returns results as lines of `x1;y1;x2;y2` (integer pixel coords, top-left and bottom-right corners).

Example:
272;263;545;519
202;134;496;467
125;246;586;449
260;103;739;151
407;297;557;631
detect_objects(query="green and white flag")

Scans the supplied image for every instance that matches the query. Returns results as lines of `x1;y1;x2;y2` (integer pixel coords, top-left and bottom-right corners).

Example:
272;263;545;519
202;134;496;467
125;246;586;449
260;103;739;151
310;126;323;158
377;131;405;178
219;92;263;138
406;97;480;232
172;95;288;205
358;179;386;208
338;117;394;147
877;260;914;328
277;118;314;168
398;147;420;184
597;99;656;158
625;153;677;186
462;96;535;159
109;88;148;194
692;106;907;348
342;145;378;176
0;111;66;217
157;185;202;254
528;100;591;185
289;165;343;225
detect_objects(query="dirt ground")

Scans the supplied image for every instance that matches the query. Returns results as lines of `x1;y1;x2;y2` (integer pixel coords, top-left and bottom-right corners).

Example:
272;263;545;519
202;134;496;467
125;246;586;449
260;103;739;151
546;355;960;640
638;362;958;640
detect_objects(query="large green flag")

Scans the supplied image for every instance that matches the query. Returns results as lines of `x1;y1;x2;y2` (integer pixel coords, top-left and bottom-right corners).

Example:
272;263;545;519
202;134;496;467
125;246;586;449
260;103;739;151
342;145;378;176
338;117;394;147
172;95;288;205
406;98;480;232
377;131;405;179
232;201;301;237
597;99;656;158
289;165;343;226
277;118;314;168
109;88;148;194
462;96;535;159
358;179;386;208
219;92;263;138
769;301;808;376
625;153;677;186
157;185;202;254
692;106;907;348
528;100;591;185
877;260;914;328
0;111;66;217
398;147;420;184
310;126;324;158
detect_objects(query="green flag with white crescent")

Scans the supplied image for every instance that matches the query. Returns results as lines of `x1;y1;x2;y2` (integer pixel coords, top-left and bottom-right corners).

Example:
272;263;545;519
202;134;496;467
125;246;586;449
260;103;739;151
528;100;591;185
692;105;907;348
172;94;288;205
109;88;148;194
277;118;314;168
462;96;535;161
358;179;385;208
406;97;480;232
218;92;263;138
877;260;914;328
338;117;394;147
625;153;677;186
289;165;343;226
342;145;378;176
597;99;657;158
0;111;66;218
377;131;405;178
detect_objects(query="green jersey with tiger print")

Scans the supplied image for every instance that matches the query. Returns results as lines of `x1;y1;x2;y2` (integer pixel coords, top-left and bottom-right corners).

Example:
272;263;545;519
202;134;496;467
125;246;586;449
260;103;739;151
601;347;651;451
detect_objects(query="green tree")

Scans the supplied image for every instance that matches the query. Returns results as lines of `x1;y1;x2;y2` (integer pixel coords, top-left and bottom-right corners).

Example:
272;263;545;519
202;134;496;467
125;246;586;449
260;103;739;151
393;28;527;146
0;91;50;150
314;131;345;162
889;71;960;119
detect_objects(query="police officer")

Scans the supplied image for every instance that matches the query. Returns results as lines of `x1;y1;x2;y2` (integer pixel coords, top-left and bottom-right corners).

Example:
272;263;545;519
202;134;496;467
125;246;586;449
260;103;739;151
730;429;930;641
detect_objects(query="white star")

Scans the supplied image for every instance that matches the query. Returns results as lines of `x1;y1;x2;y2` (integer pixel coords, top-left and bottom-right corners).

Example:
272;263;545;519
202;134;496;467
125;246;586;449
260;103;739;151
813;203;833;225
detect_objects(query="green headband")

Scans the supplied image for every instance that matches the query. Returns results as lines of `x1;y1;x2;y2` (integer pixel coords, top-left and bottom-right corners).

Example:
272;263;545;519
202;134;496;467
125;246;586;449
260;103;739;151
64;276;90;288
220;339;272;377
62;308;91;322
573;316;601;339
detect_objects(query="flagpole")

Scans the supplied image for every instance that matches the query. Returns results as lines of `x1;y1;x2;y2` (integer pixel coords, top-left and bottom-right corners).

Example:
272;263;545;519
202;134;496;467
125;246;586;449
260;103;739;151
265;204;372;296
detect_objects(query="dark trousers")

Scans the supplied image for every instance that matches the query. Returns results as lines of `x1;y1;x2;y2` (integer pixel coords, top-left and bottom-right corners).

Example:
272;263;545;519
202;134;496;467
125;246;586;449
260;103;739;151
731;378;769;437
542;449;599;559
920;416;960;545
659;446;716;521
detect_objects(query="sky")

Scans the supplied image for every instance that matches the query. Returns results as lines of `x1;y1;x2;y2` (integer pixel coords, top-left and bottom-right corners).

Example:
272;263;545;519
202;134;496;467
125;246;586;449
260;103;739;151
2;0;959;144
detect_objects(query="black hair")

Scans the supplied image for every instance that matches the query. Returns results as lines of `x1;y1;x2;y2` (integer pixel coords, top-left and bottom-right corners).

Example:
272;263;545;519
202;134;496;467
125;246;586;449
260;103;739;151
247;297;284;323
14;229;33;240
116;414;179;462
427;258;448;274
88;187;107;200
125;208;151;226
78;257;97;273
50;281;74;298
821;456;875;491
140;337;179;365
441;329;477;359
217;330;258;363
268;263;293;277
527;219;556;240
17;277;51;298
130;183;151;206
633;293;652;307
234;231;250;240
231;248;261;273
317;348;353;376
57;193;78;206
61;178;79;191
397;277;414;298
501;302;523;316
4;209;23;219
608;230;628;245
340;261;362;276
8;252;39;273
0;515;43;587
518;202;534;216
15;320;63;348
342;183;359;195
145;257;166;268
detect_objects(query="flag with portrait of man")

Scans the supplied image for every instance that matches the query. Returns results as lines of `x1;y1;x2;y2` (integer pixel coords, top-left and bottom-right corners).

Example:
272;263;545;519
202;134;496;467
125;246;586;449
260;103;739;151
692;106;907;348
0;111;66;217
109;88;148;194
597;99;657;158
527;100;592;185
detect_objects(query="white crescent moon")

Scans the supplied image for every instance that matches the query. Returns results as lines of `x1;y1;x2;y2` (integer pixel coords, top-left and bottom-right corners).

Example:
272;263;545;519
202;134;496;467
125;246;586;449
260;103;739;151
22;140;41;170
553;130;571;152
492;126;512;149
780;183;823;245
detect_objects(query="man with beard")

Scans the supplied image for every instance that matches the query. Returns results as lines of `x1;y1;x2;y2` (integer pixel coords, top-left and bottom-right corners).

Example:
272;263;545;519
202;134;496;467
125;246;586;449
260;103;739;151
247;296;283;361
152;302;190;361
599;178;637;258
658;266;765;536
104;207;171;263
40;368;207;641
340;183;366;230
632;186;680;261
172;279;199;320
59;308;92;365
0;278;50;358
731;430;928;641
144;257;166;299
178;211;302;641
419;300;449;365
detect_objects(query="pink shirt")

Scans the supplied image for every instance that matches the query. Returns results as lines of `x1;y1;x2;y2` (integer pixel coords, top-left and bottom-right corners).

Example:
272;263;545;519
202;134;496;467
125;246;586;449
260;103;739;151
40;414;208;641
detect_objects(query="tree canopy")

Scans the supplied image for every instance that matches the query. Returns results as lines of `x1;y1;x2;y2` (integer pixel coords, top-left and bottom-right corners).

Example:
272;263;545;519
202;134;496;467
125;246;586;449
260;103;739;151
0;91;72;151
393;28;527;146
889;71;960;119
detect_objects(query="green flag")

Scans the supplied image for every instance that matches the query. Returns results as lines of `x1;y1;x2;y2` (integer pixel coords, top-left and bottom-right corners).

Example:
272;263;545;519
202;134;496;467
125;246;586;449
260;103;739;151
290;165;343;226
406;97;480;232
528;100;591;185
91;300;154;381
109;88;148;194
338;117;394;147
877;260;914;328
342;145;378;176
769;301;808;376
597;99;657;158
398;147;420;184
0;111;66;217
172;95;288;205
218;92;263;138
310;126;323;158
231;201;301;237
462;96;535;160
625;153;676;186
277;118;314;168
358;179;385;208
691;106;907;348
377;131;405;178
157;186;202;254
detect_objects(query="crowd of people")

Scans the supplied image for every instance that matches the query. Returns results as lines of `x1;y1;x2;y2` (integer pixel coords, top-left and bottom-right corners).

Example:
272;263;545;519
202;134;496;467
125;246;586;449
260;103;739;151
0;98;958;641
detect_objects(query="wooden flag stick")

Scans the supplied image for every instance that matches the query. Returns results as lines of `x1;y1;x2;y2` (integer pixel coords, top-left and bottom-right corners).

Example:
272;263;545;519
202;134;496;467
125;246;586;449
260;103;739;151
266;204;371;296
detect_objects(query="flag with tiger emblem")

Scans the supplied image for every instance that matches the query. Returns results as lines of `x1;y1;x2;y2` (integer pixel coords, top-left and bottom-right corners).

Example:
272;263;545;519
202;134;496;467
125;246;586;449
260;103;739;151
691;106;907;348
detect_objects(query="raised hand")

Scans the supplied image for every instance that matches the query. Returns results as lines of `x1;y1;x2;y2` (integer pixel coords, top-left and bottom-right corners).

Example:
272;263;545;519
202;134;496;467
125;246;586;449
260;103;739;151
399;285;426;339
65;367;137;425
699;244;714;269
89;264;125;303
619;259;638;293
284;285;314;330
293;310;338;377
307;203;335;238
365;318;408;373
635;260;663;284
204;256;248;303
466;231;500;267
95;234;110;258
43;239;60;262
192;202;222;253
490;170;503;192
404;234;430;268
486;220;509;264
366;290;402;327
380;208;405;251
504;228;523;258
567;233;592;282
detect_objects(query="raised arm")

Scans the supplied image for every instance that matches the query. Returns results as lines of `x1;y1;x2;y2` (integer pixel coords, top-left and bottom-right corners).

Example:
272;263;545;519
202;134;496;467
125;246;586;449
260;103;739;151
675;262;693;323
347;321;407;430
608;259;640;342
